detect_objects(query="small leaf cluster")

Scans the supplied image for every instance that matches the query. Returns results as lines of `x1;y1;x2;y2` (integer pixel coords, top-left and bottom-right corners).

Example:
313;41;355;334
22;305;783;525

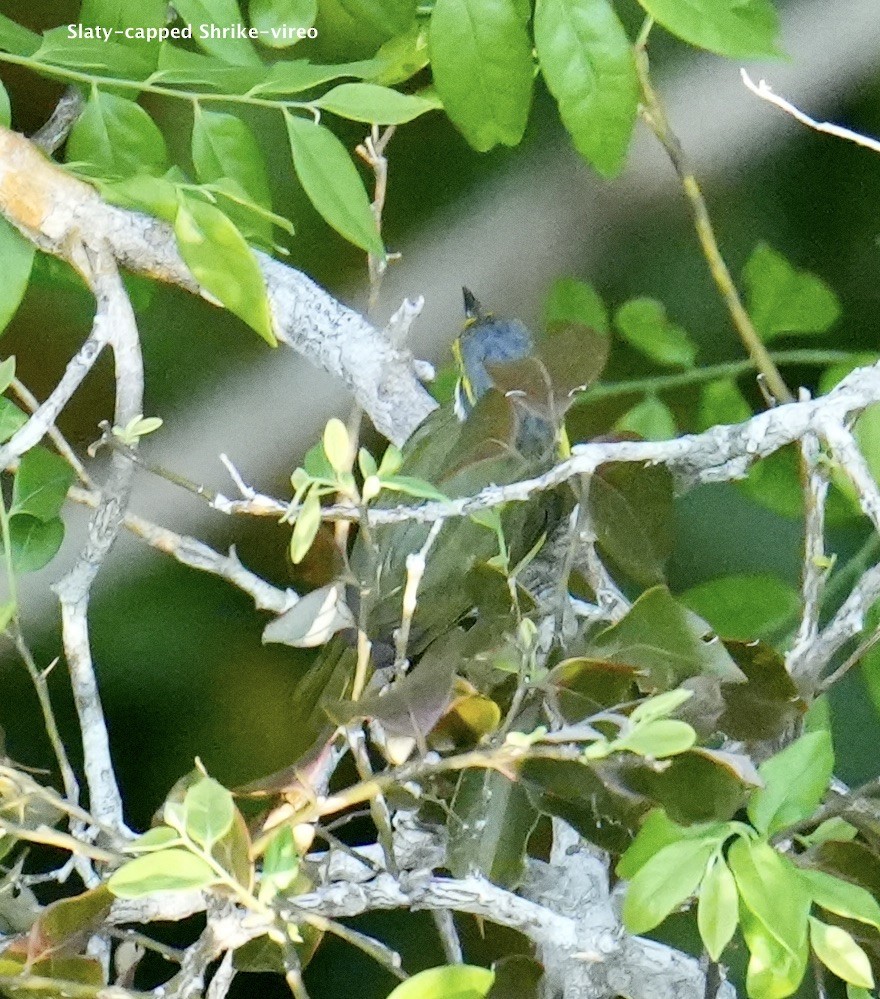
287;417;446;563
620;731;879;997
0;358;74;593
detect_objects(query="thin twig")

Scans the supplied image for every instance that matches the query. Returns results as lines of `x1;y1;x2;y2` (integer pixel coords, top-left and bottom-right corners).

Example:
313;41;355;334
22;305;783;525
741;69;880;156
789;431;830;684
635;26;792;403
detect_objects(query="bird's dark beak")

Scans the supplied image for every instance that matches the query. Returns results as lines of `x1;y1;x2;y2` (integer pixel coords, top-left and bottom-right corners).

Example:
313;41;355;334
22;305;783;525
462;287;481;320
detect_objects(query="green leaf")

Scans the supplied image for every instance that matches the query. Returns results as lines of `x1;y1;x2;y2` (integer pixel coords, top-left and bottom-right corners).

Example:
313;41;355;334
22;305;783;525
590;463;674;587
717;639;803;743
336;0;419;37
260;826;299;901
744;244;841;342
174;193;276;344
6;515;64;573
250;0;318;47
11;447;74;522
379;475;449;501
0;78;10;127
172;0;262;65
747;731;834;836
0;398;26;444
614;396;677;440
698;379;752;430
315;82;439;123
100;174;180;222
740;905;809;999
289;489;322;563
386;965;494;999
67;89;168;178
0;217;34;335
429;0;534;152
617;719;696;758
34;27;155;78
284;113;383;256
0;13;40;56
728;838;811;957
622;837;717;934
253;58;377;95
107;848;217;897
799;868;880;931
617;809;724;879
448;769;537;889
153;42;263;91
544;277;609;335
629;688;694;724
129;826;180;852
322;418;350;474
588;585;744;689
191;106;272;213
615;298;696;368
809;917;874;989
534;0;638;177
183;776;235;848
698;855;739;961
680;574;800;641
635;0;781;57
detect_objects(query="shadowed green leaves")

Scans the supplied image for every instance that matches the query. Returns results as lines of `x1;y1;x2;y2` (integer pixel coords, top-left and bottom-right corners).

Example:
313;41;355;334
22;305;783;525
589;463;674;587
250;0;318;47
747;731;833;837
448;769;537;888
680;573;800;642
586;585;743;690
615;298;696;369
534;0;638;176
744;244;841;342
429;0;533;152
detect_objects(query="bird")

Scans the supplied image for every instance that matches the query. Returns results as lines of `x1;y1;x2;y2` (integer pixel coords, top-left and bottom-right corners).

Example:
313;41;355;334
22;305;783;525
352;288;567;650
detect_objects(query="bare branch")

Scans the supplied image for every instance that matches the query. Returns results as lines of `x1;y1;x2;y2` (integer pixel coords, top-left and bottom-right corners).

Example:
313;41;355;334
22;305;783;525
0;126;435;446
52;247;143;838
741;69;880;155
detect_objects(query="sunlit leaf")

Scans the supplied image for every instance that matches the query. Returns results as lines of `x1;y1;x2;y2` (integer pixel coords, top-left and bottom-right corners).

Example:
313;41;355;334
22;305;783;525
0;218;34;336
615;396;677;440
284;113;383;256
635;0;781;57
544;277;609;335
183;776;235;848
174;193;276;344
747;731;834;836
315;82;439;123
615;298;696;368
680;574;799;641
429;0;533;151
534;0;638;176
386;965;494;999
250;0;318;47
810;917;874;989
67;89;168;177
622;837;717;934
172;0;263;65
698;855;739;960
799;867;880;931
108;849;217;897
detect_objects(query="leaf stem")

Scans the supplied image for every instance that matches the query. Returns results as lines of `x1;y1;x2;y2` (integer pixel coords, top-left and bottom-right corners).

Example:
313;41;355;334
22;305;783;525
633;26;793;403
576;350;851;407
